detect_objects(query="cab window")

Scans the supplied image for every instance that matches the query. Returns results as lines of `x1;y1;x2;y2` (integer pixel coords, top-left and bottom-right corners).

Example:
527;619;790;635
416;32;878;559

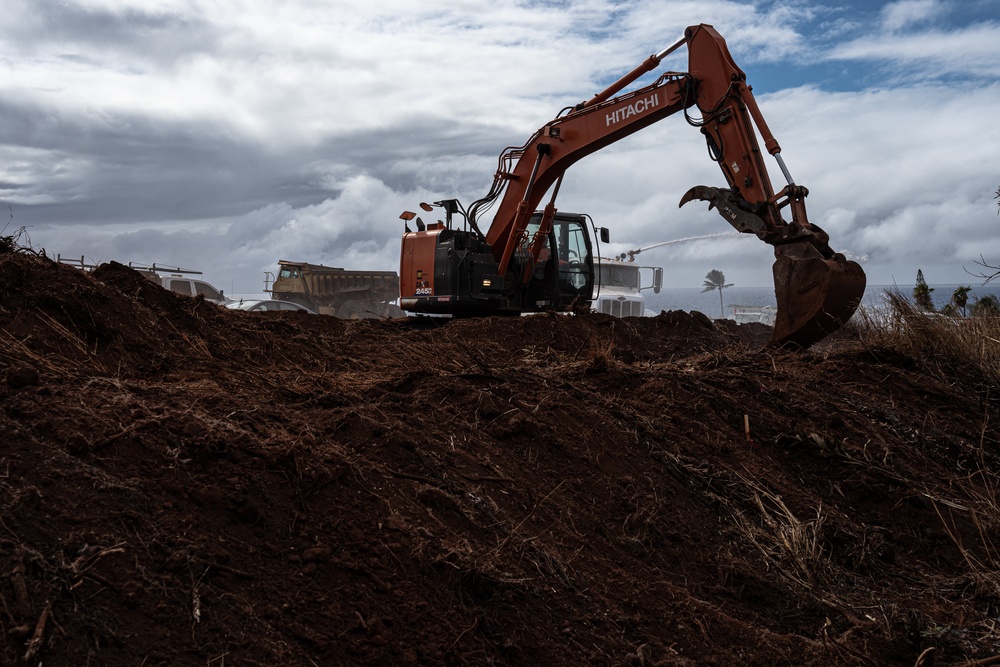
599;265;639;289
194;281;223;301
518;220;553;280
556;219;592;292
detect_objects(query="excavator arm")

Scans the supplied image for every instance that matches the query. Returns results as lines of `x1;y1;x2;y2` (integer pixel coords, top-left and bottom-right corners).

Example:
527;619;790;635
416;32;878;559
471;52;692;275
468;23;865;347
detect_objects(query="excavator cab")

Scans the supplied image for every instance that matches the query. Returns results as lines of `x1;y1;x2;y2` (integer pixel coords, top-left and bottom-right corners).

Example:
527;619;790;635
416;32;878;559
513;212;596;311
400;209;596;315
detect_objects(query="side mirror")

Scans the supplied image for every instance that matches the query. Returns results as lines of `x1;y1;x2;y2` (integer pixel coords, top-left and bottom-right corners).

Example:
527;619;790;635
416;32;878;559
652;267;663;294
600;227;610;244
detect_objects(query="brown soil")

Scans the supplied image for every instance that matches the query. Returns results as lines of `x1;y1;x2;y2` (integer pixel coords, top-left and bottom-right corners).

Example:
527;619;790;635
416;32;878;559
1;247;999;666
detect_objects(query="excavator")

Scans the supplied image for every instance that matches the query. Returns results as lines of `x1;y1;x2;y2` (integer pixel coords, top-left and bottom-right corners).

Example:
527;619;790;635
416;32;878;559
398;23;866;347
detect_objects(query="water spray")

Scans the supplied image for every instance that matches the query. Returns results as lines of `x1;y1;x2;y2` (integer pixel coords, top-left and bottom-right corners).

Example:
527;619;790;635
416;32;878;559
618;231;742;262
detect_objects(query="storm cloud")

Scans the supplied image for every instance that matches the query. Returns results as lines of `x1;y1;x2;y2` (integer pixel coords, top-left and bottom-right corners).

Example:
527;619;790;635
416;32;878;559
2;0;998;296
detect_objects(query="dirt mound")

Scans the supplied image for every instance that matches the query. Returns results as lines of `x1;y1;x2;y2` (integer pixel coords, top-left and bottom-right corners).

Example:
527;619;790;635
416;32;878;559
2;248;999;666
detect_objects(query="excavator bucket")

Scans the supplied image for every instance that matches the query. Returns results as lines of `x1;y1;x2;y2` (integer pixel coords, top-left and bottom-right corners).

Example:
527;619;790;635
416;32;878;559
770;243;866;348
679;185;866;347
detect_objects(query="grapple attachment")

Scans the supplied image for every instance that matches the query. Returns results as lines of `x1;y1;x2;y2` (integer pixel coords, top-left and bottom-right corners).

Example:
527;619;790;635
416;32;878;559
680;185;866;348
770;243;866;348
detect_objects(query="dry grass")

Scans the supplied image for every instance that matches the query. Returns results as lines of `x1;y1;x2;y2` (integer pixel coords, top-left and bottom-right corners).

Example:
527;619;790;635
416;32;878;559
853;291;1000;599
731;473;831;592
852;288;1000;384
932;501;1000;601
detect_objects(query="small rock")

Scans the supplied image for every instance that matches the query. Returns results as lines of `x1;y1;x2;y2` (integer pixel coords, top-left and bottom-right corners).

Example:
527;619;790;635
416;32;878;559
6;365;40;389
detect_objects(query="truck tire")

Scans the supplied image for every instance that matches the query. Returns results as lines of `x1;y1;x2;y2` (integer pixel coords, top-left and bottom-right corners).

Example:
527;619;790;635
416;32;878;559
336;300;375;319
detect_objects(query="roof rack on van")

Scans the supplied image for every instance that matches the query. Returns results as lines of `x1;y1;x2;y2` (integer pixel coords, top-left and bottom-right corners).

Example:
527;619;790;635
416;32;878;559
54;255;203;276
126;262;202;276
55;254;99;271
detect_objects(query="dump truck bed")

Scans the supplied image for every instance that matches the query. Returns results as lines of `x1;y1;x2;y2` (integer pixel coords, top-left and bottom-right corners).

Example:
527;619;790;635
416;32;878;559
276;261;397;297
270;260;403;318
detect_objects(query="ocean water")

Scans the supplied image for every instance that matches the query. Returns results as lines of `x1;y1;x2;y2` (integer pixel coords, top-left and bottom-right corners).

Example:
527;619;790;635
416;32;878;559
645;283;1000;319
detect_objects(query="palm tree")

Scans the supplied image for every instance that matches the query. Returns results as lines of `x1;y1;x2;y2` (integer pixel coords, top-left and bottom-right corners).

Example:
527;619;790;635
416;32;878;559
950;285;971;317
702;269;733;318
913;269;934;311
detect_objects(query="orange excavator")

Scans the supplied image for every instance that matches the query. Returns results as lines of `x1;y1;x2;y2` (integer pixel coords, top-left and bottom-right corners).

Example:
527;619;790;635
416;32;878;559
399;23;866;347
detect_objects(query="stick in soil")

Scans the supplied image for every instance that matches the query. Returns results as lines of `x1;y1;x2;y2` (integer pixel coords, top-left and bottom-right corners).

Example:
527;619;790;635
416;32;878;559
23;600;51;661
11;562;30;616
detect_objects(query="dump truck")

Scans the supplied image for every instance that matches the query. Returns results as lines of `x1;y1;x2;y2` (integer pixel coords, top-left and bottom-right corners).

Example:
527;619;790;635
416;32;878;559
266;260;405;319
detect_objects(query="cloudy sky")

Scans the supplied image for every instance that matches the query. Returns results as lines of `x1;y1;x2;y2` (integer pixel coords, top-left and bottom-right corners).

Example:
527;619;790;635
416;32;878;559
2;0;999;295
